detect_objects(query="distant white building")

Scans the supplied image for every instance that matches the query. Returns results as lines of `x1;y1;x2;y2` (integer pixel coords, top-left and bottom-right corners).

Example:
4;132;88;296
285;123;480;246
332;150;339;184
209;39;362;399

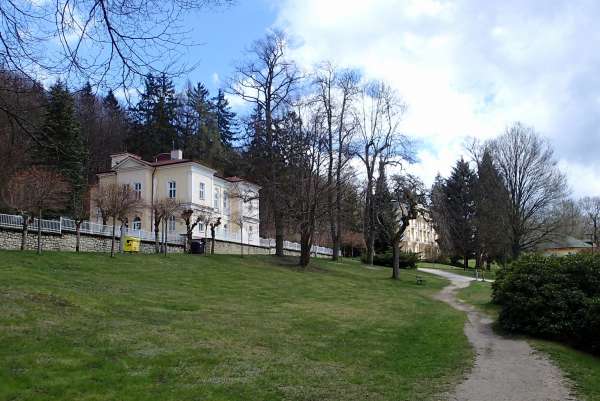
402;214;439;259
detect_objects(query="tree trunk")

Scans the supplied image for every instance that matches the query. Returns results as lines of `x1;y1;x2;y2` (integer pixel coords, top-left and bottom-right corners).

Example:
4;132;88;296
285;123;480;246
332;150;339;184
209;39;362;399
75;222;81;252
110;216;116;257
366;233;375;265
20;216;28;251
275;212;284;257
154;221;160;253
300;232;312;267
119;223;126;253
163;220;168;256
463;254;469;270
240;228;244;258
186;229;193;254
36;210;42;254
392;241;401;280
210;227;216;255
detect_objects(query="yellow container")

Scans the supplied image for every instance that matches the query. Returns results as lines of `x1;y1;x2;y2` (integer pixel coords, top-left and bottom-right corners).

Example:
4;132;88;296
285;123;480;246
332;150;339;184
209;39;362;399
124;236;140;252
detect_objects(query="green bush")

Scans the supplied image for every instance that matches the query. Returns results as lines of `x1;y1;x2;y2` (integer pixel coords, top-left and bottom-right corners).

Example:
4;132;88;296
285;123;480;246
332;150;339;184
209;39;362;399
492;254;600;354
361;251;419;269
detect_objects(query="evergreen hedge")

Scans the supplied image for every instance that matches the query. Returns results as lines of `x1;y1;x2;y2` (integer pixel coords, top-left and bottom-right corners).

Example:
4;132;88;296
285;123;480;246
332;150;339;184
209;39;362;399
492;253;600;354
361;251;420;269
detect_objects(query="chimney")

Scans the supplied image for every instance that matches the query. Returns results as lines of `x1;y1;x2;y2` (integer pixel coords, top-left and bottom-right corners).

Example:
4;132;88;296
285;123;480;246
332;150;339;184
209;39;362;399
170;149;183;160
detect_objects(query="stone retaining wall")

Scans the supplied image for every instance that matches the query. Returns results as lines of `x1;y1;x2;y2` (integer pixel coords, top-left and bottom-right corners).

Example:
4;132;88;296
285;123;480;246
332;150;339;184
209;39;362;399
0;227;183;253
0;227;330;257
208;239;328;258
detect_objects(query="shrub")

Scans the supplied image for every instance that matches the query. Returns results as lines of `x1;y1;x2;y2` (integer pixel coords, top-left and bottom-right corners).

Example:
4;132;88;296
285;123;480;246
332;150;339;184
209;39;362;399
492;253;600;354
361;251;419;269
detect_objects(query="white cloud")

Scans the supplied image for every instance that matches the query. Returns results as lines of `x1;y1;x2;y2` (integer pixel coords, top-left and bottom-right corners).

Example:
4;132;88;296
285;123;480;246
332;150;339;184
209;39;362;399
212;72;220;86
273;0;600;196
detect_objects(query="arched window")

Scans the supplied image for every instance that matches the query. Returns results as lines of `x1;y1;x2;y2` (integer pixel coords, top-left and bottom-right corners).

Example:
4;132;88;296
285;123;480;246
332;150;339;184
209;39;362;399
132;216;141;230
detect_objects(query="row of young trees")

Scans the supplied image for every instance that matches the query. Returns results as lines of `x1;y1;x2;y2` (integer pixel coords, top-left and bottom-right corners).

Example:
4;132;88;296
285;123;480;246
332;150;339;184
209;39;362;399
431;123;570;268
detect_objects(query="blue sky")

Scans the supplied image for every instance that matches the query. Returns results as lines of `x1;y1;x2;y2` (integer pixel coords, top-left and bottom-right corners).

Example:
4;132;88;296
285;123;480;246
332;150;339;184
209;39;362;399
178;1;277;94
64;0;600;198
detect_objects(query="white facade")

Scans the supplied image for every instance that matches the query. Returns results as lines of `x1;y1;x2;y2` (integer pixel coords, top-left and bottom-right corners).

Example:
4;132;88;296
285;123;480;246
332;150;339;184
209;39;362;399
402;214;439;259
92;151;261;245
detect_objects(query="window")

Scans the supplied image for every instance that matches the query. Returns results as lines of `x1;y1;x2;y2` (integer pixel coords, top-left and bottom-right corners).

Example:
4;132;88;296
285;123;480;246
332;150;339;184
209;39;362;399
198;223;204;233
168;215;176;231
223;191;228;210
168;181;176;199
214;188;220;210
199;182;205;200
133;182;142;200
132;216;141;230
248;225;254;241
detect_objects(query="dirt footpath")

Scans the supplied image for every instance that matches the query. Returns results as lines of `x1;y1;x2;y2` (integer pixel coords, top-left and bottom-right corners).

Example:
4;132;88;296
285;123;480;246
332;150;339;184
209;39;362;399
418;268;577;401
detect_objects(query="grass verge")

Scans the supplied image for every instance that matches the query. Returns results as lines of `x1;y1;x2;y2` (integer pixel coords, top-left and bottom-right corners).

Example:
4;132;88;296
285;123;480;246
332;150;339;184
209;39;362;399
456;280;600;401
0;251;472;401
418;262;498;280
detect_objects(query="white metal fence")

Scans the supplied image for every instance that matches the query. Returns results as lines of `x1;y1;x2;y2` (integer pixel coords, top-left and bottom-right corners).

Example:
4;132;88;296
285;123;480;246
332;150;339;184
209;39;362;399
0;213;334;255
0;213;184;244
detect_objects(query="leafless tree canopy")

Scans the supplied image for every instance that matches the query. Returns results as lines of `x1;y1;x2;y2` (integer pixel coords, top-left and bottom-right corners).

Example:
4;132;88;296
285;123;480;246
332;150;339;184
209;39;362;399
2;166;69;215
352;80;414;264
489;122;567;256
314;62;360;260
228;30;302;257
1;0;231;92
93;182;141;256
579;196;600;246
382;173;426;278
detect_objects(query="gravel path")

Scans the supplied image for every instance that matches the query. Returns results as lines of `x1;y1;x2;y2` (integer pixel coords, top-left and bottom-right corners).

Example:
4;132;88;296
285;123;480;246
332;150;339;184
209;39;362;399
418;268;577;401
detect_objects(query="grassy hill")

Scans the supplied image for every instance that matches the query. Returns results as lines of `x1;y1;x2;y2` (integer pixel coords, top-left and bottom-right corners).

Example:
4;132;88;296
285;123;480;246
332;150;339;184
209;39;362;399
0;252;472;401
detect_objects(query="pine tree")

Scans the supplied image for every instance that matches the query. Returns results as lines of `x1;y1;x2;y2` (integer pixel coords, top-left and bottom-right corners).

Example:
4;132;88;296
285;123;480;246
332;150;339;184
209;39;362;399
474;149;511;266
37;81;87;214
444;158;477;269
180;82;224;167
75;82;98;181
129;73;180;159
212;89;237;148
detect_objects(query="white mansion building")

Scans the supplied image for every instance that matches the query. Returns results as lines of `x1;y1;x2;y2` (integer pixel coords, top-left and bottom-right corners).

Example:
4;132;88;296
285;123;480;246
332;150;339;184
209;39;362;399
91;150;261;245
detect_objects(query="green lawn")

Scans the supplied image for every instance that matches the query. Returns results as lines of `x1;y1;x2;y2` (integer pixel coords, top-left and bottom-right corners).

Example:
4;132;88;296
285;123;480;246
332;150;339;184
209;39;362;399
456;281;600;401
0;251;473;401
419;262;499;280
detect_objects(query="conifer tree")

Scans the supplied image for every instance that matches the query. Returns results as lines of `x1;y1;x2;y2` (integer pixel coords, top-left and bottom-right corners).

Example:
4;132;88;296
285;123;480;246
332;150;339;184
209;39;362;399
212;89;237;148
129;73;180;159
444;158;477;269
474;149;511;266
37;81;86;214
181;82;225;167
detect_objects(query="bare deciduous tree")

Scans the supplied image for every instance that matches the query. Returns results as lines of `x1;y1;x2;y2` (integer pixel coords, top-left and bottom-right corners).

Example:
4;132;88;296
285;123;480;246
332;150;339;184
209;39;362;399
155;198;182;255
2;167;69;253
314;62;360;261
228;30;301;257
209;216;221;255
71;189;90;253
489;122;567;257
283;106;329;267
352;81;413;265
579;196;600;252
379;174;426;279
93;183;140;257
